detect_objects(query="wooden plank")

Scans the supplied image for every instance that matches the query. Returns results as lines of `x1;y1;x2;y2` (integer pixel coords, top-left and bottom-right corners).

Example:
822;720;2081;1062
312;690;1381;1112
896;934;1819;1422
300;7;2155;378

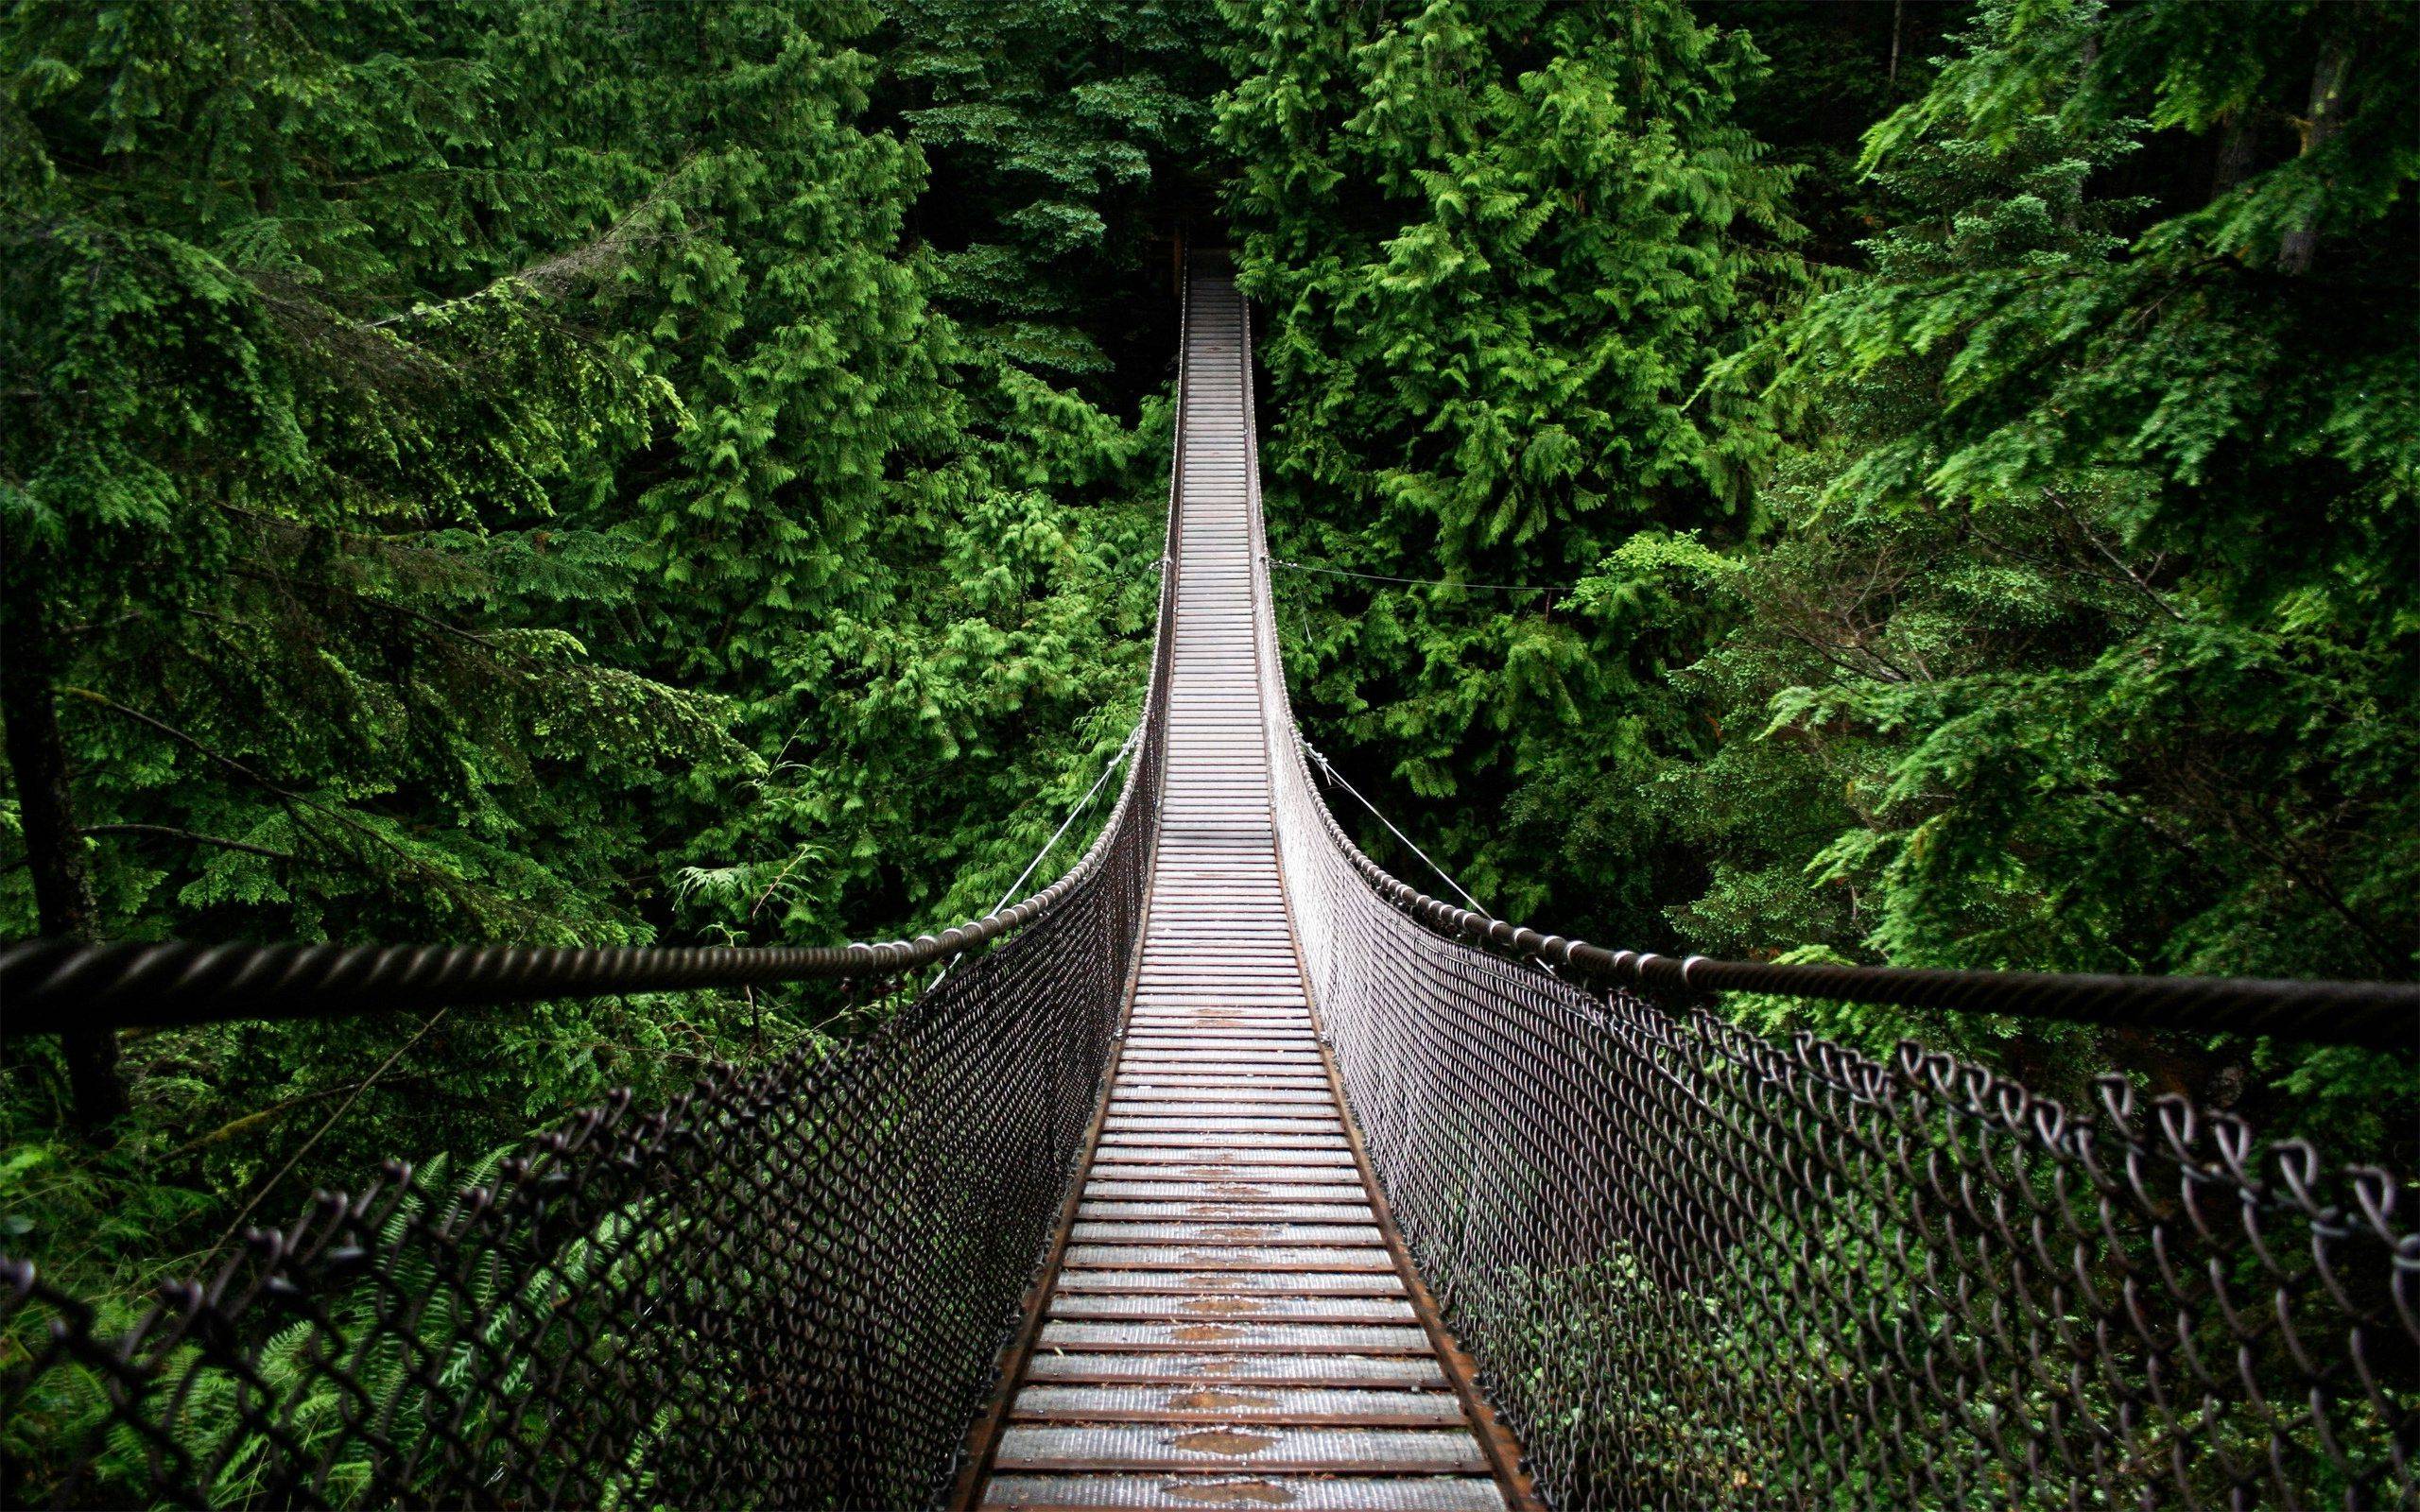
991;1425;1488;1474
971;267;1522;1512
983;1475;1505;1510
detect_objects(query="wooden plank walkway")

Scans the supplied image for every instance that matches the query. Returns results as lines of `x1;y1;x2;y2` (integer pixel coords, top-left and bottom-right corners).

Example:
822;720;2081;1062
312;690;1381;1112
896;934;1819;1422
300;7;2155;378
974;271;1525;1511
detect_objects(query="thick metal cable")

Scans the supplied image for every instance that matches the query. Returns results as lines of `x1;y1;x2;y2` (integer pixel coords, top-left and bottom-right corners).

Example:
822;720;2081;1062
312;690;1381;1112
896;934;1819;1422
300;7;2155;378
1281;713;2416;1052
1235;301;2420;1508
1305;827;2417;1051
0;833;1146;1038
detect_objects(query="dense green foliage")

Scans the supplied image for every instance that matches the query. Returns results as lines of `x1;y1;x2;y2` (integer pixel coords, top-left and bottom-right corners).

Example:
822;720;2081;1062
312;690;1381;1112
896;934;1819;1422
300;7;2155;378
878;0;1219;405
3;0;2411;1323
1219;0;1797;924
1;0;1201;1293
1638;0;2419;1129
1228;0;2414;1135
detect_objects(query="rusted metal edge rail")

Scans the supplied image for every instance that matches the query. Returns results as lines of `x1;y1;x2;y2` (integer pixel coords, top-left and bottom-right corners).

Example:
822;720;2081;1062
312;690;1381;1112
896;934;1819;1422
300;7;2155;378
1274;807;1540;1509
946;246;1192;1512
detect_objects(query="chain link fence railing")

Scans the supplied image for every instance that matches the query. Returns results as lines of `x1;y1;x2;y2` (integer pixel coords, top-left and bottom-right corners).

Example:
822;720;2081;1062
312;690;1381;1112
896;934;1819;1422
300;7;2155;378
1274;790;2417;1506
6;714;1167;1511
1226;264;2418;1508
0;480;1179;1512
7;869;1148;1508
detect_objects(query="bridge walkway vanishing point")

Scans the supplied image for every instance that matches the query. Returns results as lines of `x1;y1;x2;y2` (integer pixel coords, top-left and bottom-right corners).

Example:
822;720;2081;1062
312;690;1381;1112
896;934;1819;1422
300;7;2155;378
3;256;2415;1512
972;271;1529;1510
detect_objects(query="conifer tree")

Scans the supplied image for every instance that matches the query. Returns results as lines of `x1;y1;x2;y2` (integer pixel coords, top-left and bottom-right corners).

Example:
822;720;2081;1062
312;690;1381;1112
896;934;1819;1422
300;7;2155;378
2;0;744;1136
1621;0;2416;1133
1217;0;1795;930
0;0;1168;1225
567;0;1174;942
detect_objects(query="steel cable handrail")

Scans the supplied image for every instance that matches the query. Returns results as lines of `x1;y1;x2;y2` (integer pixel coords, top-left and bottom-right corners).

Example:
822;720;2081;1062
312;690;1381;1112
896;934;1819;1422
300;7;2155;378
1258;557;2415;1047
2;519;1184;1040
1288;717;2420;1046
0;726;1167;1038
0;748;1157;1032
1279;752;2417;1048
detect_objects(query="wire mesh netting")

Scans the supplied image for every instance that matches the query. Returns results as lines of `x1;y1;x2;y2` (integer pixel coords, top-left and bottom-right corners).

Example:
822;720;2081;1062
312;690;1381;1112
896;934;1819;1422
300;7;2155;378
1222;270;2419;1506
3;784;1155;1509
1270;728;2419;1509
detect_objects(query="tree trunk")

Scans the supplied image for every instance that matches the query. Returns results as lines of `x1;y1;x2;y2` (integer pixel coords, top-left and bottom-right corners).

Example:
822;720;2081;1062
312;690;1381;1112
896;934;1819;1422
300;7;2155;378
2278;25;2353;275
0;588;130;1135
2209;108;2258;199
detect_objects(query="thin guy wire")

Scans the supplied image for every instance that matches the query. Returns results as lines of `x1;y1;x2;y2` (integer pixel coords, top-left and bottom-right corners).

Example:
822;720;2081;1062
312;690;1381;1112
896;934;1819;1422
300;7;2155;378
1298;728;1490;918
1267;553;1573;595
924;726;1139;993
200;1008;449;1264
992;726;1141;914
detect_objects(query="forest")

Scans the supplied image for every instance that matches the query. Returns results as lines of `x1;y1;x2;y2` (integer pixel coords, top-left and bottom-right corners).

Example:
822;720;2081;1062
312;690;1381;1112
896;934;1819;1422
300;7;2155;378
4;0;2414;1328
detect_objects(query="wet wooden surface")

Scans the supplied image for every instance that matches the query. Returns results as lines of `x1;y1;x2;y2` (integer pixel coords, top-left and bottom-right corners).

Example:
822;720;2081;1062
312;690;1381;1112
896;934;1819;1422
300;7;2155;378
977;272;1511;1512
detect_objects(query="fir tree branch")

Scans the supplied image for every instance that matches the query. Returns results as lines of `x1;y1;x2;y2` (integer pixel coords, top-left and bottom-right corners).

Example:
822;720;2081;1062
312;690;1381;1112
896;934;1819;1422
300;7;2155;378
56;687;536;921
78;823;297;862
363;172;694;329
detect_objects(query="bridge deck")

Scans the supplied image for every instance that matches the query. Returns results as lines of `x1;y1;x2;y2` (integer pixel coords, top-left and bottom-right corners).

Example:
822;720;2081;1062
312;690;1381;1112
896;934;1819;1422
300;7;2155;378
976;274;1518;1511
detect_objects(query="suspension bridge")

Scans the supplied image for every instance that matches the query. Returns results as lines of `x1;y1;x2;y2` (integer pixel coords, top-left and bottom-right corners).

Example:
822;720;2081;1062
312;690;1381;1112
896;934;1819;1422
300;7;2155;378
3;260;2414;1510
